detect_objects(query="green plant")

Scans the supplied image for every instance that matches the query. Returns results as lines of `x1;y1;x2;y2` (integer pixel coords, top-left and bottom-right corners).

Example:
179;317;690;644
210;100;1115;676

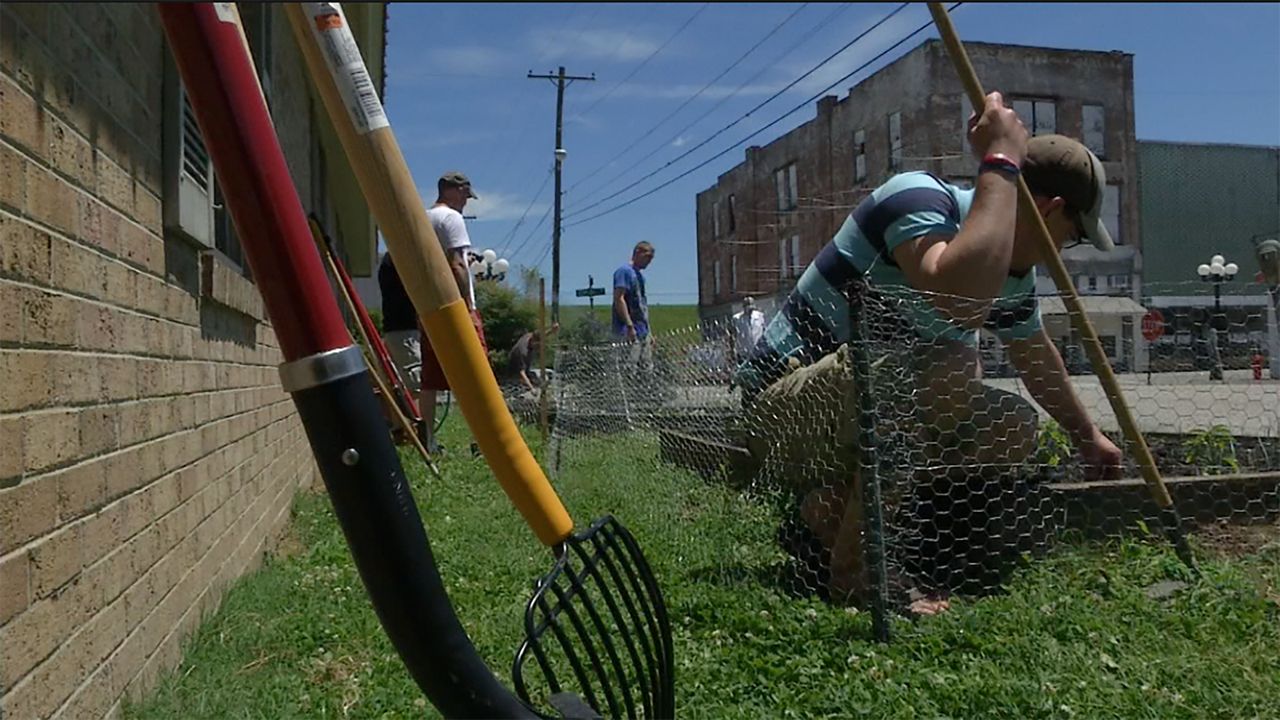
1184;424;1240;475
1032;418;1073;470
366;307;384;335
475;280;537;372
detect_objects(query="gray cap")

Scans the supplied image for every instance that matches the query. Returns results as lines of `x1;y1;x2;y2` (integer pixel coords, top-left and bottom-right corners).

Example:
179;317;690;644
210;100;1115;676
440;171;479;199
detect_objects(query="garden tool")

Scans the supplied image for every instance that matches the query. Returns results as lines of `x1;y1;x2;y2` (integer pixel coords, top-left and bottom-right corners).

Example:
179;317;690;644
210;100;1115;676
306;215;441;478
282;2;675;716
927;2;1198;574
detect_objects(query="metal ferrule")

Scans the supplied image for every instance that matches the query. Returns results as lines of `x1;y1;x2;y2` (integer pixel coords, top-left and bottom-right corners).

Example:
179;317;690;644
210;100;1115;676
278;345;366;393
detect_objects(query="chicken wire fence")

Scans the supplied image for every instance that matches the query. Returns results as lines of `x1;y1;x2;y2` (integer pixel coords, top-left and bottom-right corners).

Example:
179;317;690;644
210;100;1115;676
530;280;1280;637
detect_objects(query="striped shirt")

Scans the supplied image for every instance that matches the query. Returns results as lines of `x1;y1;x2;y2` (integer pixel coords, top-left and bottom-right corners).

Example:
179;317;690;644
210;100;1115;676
736;172;1041;393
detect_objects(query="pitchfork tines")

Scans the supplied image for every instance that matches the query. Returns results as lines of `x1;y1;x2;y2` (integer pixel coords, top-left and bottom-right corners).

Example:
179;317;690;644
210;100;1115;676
513;516;675;719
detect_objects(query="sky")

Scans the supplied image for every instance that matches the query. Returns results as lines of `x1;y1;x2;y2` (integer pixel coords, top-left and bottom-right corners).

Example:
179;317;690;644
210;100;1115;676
381;2;1280;306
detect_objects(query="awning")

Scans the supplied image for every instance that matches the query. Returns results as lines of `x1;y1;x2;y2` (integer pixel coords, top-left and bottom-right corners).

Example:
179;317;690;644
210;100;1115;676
1039;295;1148;316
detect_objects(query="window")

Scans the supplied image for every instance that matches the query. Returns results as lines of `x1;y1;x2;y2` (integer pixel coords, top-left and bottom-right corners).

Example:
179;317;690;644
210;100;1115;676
1011;98;1056;135
1087;276;1098;293
239;3;274;109
778;239;788;280
730;255;738;292
713;259;722;296
853;129;867;182
775;163;798;211
1082;104;1105;158
727;194;737;233
960;94;973;155
1102;184;1122;245
790;235;802;277
888;112;902;170
712;199;721;238
1111;273;1130;293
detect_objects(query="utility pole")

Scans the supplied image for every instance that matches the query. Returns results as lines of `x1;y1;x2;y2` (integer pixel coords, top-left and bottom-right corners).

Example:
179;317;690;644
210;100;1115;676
528;66;594;324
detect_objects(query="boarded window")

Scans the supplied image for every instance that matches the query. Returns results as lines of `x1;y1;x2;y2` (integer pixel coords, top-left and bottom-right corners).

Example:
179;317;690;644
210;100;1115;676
1083;104;1105;157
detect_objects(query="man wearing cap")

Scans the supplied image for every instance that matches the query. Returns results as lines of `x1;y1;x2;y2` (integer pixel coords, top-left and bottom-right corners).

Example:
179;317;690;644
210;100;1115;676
419;171;487;453
735;92;1123;612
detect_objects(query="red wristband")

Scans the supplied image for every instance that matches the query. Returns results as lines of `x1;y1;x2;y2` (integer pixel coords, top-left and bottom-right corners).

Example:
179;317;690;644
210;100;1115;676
980;153;1021;177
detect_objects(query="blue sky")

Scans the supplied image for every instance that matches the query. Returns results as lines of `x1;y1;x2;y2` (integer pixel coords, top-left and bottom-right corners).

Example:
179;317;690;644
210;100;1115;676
382;2;1280;305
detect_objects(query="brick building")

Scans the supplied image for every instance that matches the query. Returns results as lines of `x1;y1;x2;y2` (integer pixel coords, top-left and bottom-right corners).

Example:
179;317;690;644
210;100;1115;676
696;39;1143;368
0;4;385;718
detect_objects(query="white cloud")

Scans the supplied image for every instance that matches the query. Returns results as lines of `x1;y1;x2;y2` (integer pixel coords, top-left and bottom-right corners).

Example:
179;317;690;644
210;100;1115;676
462;191;551;224
780;8;927;99
530;28;660;63
404;45;510;78
672;136;688;148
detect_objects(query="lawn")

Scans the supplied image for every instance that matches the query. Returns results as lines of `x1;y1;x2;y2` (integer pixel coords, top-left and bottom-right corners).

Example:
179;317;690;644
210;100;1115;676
558;303;703;338
125;417;1280;719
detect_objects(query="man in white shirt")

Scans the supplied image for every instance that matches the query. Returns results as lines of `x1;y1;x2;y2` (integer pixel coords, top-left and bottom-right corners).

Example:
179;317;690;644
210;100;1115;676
419;171;488;454
730;296;766;364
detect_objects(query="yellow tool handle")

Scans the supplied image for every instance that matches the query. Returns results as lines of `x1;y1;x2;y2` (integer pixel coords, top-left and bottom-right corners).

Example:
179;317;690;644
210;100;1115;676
286;3;573;545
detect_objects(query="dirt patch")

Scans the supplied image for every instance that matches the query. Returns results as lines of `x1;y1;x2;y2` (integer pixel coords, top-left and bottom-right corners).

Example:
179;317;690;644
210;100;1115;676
1192;520;1280;559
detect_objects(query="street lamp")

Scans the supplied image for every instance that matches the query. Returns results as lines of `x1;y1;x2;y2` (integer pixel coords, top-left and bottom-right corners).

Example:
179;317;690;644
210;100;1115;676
1196;254;1238;381
470;248;510;282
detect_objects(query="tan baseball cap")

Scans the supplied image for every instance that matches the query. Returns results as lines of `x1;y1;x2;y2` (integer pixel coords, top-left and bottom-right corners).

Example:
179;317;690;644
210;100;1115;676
1023;135;1113;251
440;171;479;199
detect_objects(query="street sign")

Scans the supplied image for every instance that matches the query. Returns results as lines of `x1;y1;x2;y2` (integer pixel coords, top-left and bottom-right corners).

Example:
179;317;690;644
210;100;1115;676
1141;309;1166;342
575;288;606;298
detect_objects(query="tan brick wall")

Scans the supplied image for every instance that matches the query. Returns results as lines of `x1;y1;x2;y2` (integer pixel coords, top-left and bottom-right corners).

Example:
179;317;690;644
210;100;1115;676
0;4;369;718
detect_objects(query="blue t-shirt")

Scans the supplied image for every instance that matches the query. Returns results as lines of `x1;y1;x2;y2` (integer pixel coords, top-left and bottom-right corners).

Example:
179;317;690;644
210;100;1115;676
736;171;1042;393
612;263;649;338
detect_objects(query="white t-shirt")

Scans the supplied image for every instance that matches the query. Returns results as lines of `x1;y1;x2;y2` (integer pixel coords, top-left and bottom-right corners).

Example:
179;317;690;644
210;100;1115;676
731;309;766;355
427;204;474;307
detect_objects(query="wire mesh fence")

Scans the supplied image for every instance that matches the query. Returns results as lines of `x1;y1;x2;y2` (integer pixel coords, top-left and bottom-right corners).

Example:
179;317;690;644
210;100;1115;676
533;278;1280;637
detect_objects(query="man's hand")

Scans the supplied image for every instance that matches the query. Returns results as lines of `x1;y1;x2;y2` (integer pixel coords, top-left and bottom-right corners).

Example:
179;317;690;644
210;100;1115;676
1077;426;1123;481
624;324;637;342
967;91;1028;165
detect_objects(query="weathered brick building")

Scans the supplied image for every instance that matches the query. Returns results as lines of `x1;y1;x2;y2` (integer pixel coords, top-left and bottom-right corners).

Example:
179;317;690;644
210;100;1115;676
0;4;384;717
697;39;1142;367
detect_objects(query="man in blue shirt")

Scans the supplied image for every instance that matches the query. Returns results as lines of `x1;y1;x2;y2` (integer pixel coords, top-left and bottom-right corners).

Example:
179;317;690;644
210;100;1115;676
612;241;654;341
739;92;1124;612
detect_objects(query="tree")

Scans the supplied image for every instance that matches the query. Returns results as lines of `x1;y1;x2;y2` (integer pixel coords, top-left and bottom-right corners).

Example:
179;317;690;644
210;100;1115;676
475;279;538;376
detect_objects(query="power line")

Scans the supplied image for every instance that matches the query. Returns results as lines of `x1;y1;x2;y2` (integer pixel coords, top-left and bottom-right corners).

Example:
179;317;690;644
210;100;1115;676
566;3;812;196
568;3;853;209
564;3;908;220
508;202;555;265
564;4;962;229
573;3;711;120
496;163;554;254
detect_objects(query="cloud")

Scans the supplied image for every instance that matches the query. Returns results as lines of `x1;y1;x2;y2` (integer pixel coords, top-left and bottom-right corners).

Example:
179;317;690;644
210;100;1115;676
398;130;499;152
672;136;688;148
530;28;661;63
403;45;511;78
780;7;927;98
462;191;551;224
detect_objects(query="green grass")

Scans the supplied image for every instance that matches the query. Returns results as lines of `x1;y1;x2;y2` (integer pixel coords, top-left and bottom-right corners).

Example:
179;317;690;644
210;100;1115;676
558;303;702;338
125;418;1280;719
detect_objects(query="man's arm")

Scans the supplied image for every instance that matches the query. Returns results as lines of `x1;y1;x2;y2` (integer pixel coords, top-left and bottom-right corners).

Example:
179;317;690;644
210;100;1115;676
613;286;635;339
1007;327;1123;478
447;247;472;309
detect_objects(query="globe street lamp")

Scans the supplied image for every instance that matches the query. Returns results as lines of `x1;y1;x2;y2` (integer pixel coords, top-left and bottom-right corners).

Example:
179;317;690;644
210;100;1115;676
469;248;510;282
1196;254;1238;381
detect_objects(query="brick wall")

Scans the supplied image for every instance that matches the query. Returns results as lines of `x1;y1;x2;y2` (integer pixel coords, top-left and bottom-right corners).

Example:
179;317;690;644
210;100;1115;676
0;5;332;718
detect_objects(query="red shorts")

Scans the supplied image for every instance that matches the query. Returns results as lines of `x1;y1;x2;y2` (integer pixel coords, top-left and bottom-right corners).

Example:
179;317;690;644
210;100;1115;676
421;309;487;392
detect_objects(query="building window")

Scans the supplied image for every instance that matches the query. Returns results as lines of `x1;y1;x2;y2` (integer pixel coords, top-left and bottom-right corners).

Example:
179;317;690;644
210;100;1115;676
712;199;721;238
775;163;798;211
888;112;902;171
853;129;867;182
1011;97;1056;135
240;3;274;109
727;194;737;233
1087;276;1098;293
960;93;973;155
713;259;722;296
1111;273;1130;294
730;255;738;292
1082;104;1105;158
778;239;788;280
790;235;802;277
1102;183;1122;245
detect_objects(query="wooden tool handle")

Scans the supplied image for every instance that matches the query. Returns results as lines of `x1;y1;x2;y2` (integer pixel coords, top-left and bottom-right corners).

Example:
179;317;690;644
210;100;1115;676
927;3;1173;508
286;3;573;545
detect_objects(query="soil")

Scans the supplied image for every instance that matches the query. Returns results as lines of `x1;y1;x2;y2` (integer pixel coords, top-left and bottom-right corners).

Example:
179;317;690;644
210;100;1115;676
1192;519;1280;559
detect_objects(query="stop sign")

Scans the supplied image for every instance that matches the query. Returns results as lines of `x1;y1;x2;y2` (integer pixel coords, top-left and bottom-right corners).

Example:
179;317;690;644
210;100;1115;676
1141;309;1165;342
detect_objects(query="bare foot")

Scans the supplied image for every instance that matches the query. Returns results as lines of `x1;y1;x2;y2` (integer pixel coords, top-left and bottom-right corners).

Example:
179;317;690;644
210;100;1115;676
908;596;951;616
